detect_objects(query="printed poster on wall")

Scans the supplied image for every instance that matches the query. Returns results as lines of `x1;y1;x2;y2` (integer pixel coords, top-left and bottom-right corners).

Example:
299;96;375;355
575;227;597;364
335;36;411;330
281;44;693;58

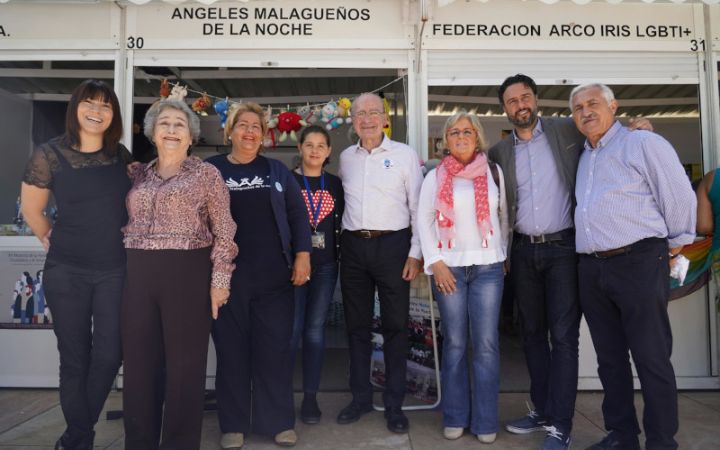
371;285;441;404
0;250;51;329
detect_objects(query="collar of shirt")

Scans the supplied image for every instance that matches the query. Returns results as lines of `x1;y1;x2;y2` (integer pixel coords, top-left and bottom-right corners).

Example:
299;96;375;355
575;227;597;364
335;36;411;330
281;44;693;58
584;120;622;152
144;155;201;179
354;135;391;154
512;119;544;146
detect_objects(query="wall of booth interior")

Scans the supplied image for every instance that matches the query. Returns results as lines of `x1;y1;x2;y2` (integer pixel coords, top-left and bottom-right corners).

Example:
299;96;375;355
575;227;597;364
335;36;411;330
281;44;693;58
0;0;718;390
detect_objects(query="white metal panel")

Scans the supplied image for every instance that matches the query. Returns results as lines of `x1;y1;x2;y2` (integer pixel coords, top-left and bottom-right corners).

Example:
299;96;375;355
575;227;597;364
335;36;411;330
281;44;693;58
123;0;412;51
133;49;409;69
0;3;121;50
427;50;700;85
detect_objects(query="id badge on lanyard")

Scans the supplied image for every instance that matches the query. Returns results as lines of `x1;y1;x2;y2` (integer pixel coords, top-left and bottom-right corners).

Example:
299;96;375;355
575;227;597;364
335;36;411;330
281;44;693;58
302;169;326;249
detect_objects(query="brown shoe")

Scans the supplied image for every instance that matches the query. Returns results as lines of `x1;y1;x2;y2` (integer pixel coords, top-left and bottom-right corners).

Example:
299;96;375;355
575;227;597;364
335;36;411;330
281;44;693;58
274;429;297;447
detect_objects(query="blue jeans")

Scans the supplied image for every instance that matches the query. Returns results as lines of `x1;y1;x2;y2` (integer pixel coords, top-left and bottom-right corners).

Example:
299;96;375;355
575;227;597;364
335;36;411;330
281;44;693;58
511;232;581;433
434;262;503;435
291;261;339;393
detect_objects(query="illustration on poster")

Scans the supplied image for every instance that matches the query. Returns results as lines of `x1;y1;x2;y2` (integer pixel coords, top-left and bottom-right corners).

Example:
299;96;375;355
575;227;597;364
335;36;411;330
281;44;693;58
10;270;51;325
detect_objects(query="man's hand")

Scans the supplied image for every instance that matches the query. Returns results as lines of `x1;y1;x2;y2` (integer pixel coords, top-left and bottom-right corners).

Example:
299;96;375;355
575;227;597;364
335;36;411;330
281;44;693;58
210;287;229;320
402;257;422;281
291;252;311;286
669;246;683;270
628;117;653;132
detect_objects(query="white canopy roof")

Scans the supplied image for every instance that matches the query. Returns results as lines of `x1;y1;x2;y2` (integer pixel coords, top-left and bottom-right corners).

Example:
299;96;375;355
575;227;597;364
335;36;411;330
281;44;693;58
115;0;719;5
1;0;717;4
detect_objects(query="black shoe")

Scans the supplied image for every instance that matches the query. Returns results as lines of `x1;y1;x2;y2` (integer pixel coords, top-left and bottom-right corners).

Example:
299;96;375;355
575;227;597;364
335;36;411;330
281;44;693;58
300;396;322;424
585;431;640;450
54;431;94;450
336;401;373;424
384;407;409;433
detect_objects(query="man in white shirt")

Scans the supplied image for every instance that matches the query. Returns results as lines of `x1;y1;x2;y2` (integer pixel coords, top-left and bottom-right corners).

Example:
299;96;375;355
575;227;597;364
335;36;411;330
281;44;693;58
336;92;423;434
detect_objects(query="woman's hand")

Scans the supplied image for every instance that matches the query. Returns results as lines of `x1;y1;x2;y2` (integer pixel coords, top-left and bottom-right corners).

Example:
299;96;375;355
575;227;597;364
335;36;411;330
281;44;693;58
126;161;142;179
291;252;311;286
210;287;229;320
431;260;457;296
41;229;52;252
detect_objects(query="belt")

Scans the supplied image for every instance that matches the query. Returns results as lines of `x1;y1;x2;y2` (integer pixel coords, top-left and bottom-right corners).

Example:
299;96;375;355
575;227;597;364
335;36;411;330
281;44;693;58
591;246;632;259
348;229;396;239
515;228;573;244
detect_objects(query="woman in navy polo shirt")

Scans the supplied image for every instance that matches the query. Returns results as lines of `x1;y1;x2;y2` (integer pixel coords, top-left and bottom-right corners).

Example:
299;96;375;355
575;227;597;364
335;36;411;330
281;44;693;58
206;102;312;449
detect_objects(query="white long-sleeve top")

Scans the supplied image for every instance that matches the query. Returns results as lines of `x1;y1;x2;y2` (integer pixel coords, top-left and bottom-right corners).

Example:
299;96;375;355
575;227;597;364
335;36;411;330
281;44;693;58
417;166;509;275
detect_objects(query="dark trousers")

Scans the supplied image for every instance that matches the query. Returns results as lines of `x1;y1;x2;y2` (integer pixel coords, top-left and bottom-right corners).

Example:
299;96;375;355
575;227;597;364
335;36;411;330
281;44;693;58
212;277;295;436
43;260;124;448
579;238;678;450
340;229;410;408
511;232;581;432
121;248;212;450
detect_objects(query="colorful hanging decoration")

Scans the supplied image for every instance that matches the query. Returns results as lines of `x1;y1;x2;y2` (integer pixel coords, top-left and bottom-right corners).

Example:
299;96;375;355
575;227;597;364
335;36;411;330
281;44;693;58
152;76;404;145
381;92;392;139
321;101;344;131
159;79;171;98
214;98;229;129
191;92;211;116
168;84;188;101
268;111;307;143
337;97;353;125
297;104;320;125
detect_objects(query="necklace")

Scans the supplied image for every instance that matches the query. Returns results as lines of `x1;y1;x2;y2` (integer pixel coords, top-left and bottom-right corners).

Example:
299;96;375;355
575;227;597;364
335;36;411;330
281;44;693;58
228;153;257;164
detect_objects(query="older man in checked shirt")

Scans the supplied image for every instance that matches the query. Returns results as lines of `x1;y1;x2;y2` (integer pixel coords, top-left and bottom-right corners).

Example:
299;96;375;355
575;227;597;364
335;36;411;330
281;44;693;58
571;83;695;450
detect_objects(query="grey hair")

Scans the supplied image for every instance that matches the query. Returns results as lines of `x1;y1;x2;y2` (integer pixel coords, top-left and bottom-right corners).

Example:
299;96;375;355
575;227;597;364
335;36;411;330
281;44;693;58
144;98;201;144
441;110;488;154
350;92;384;115
569;83;616;110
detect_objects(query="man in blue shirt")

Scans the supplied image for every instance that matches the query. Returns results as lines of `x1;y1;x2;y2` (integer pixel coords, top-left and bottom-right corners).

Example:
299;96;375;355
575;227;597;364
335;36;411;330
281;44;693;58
572;83;695;450
489;75;585;450
490;74;652;450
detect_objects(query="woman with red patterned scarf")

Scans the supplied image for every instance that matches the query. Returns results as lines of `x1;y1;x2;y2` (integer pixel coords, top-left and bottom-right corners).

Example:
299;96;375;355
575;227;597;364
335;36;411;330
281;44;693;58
416;111;509;444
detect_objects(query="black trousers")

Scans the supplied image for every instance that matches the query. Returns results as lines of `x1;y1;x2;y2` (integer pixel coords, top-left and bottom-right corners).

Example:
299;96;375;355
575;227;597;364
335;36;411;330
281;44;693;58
579;238;678;450
43;260;124;448
340;229;410;408
121;248;212;450
212;275;295;436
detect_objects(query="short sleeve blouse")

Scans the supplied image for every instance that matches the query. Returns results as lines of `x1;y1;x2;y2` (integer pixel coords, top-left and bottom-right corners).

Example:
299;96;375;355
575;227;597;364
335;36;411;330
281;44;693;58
23;135;133;189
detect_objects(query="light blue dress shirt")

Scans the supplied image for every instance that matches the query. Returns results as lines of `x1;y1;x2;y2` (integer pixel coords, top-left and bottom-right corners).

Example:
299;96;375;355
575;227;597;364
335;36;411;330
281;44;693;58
514;120;573;235
575;121;696;254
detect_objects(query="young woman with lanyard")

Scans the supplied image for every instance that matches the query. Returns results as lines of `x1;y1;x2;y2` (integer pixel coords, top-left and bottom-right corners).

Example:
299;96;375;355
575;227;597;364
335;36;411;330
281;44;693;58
290;125;344;425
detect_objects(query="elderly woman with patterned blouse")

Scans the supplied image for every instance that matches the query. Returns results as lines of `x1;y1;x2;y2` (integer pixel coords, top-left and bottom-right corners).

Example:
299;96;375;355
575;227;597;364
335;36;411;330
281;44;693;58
121;98;238;450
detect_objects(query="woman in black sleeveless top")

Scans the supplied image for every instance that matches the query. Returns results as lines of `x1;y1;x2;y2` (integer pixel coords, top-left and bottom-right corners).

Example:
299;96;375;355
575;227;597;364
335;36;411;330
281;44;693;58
20;80;131;450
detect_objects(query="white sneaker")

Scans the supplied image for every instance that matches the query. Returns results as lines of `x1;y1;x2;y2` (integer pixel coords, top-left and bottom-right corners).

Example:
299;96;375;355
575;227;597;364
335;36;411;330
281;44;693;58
443;427;464;440
220;432;244;449
478;432;497;444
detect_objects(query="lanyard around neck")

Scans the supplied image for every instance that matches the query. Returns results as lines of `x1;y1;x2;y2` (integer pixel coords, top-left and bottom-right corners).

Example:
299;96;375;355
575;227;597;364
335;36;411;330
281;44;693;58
300;167;325;230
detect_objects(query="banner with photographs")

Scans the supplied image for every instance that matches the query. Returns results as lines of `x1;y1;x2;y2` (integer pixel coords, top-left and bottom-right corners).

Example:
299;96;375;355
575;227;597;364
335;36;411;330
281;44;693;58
0;250;51;329
371;277;441;404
